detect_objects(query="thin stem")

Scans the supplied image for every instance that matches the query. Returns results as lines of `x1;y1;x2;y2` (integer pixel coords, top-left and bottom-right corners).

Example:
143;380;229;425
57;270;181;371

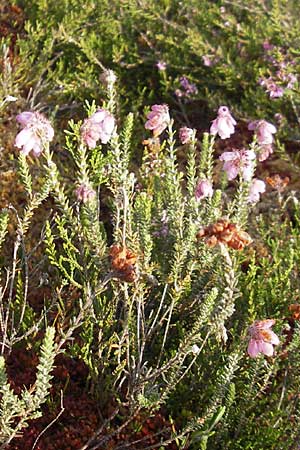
31;391;65;450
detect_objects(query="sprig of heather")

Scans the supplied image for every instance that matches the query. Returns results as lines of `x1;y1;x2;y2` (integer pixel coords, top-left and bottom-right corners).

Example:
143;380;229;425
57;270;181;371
0;328;56;446
43;145;74;222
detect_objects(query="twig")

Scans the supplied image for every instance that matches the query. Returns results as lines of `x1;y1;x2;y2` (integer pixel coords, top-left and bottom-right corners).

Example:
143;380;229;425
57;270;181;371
79;407;120;450
276;368;288;412
156;295;175;368
146;283;168;339
31;391;65;450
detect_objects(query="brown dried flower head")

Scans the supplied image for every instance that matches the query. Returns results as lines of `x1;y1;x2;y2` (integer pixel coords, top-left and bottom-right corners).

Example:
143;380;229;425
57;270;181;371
109;245;137;282
288;304;300;320
266;174;289;192
196;219;252;251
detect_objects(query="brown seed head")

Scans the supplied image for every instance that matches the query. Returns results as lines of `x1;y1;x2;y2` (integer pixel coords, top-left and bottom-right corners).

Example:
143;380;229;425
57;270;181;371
197;219;252;251
109;245;137;282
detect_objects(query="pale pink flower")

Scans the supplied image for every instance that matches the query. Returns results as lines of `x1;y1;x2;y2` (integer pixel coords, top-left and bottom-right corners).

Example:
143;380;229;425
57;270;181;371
247;319;280;358
202;55;219;67
202;55;213;67
75;184;96;203
219;149;256;181
248;178;266;203
248;120;276;145
145;104;170;137
259;77;284;98
287;73;297;89
248;120;276;162
262;40;274;52
210;106;236;139
258;145;273;162
156;61;167;71
179;127;194;144
81;109;115;148
175;89;184;98
270;85;284;98
195;180;213;200
191;344;200;355
15;111;54;156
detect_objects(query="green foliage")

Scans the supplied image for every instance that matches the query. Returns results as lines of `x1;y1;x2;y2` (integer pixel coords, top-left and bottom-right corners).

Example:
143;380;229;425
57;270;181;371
0;327;56;446
6;0;298;143
0;210;9;251
18;154;32;198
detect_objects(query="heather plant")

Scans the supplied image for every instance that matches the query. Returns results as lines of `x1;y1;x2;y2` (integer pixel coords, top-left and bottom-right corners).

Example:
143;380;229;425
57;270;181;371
1;2;300;448
0;66;299;449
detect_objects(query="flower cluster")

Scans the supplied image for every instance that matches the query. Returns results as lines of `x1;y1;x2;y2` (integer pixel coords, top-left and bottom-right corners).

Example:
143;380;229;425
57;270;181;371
80;109;115;148
175;76;198;99
179;127;194;144
75;184;96;203
247;319;279;357
258;77;284;99
259;42;297;98
110;245;137;282
219;149;256;181
248;119;277;162
195;179;213;201
210;106;236;139
196;219;252;251
145;104;170;137
15;111;54;156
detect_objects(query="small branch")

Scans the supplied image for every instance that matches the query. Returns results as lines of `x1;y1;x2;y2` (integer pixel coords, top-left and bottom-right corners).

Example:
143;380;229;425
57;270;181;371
31;391;65;450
